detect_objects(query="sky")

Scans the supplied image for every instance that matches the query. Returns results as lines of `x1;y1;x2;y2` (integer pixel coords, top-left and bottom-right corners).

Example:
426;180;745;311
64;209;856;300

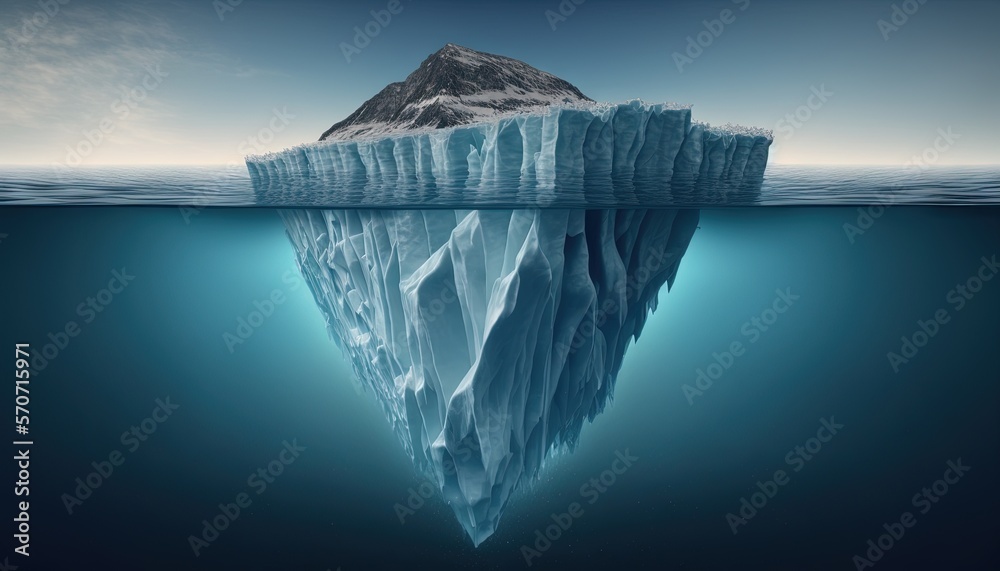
0;0;997;166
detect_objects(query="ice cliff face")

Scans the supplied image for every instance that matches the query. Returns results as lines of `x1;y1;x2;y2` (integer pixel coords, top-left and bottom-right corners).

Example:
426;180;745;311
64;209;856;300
248;101;771;195
281;208;699;545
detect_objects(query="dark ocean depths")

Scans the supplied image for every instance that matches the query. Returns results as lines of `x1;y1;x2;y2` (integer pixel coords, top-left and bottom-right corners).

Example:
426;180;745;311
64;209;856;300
1;205;998;570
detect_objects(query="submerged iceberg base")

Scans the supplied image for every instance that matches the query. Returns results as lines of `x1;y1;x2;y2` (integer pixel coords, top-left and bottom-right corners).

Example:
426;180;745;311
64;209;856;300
282;208;699;544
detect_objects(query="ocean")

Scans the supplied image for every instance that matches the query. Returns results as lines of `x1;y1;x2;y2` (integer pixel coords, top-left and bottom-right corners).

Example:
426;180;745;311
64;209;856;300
1;165;998;207
1;193;997;568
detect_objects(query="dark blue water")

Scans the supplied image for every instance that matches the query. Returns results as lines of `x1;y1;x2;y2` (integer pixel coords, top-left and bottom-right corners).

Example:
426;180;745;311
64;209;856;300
1;165;999;206
1;206;997;569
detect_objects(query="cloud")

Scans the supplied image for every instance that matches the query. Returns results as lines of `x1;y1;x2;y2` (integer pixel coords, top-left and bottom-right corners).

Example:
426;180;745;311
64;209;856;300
0;1;277;163
0;2;181;134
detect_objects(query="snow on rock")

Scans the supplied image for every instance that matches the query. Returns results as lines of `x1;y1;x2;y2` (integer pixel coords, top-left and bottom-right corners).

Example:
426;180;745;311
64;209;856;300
246;44;772;202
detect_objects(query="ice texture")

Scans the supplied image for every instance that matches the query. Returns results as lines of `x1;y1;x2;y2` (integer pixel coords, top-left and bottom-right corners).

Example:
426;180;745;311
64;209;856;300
281;208;699;545
247;101;771;199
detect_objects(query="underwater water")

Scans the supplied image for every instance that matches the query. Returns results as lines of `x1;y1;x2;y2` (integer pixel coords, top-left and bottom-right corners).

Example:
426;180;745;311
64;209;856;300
1;203;997;569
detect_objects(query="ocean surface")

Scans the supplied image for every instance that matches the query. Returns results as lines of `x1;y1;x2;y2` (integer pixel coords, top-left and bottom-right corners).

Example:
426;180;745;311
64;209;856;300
1;204;997;570
1;164;999;206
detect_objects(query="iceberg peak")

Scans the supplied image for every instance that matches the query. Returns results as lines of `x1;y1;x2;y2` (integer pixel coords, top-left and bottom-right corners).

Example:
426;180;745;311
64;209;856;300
319;43;593;142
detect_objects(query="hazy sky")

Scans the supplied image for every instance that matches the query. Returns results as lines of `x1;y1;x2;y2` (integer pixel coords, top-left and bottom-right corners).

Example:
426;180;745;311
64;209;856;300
1;0;997;166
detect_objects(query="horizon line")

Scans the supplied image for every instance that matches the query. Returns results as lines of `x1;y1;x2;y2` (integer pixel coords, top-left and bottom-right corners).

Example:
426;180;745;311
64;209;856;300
1;162;998;169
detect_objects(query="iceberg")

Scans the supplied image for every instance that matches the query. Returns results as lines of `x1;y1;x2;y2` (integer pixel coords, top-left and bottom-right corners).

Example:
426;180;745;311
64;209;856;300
252;43;772;544
247;102;772;203
246;44;771;207
281;208;699;545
